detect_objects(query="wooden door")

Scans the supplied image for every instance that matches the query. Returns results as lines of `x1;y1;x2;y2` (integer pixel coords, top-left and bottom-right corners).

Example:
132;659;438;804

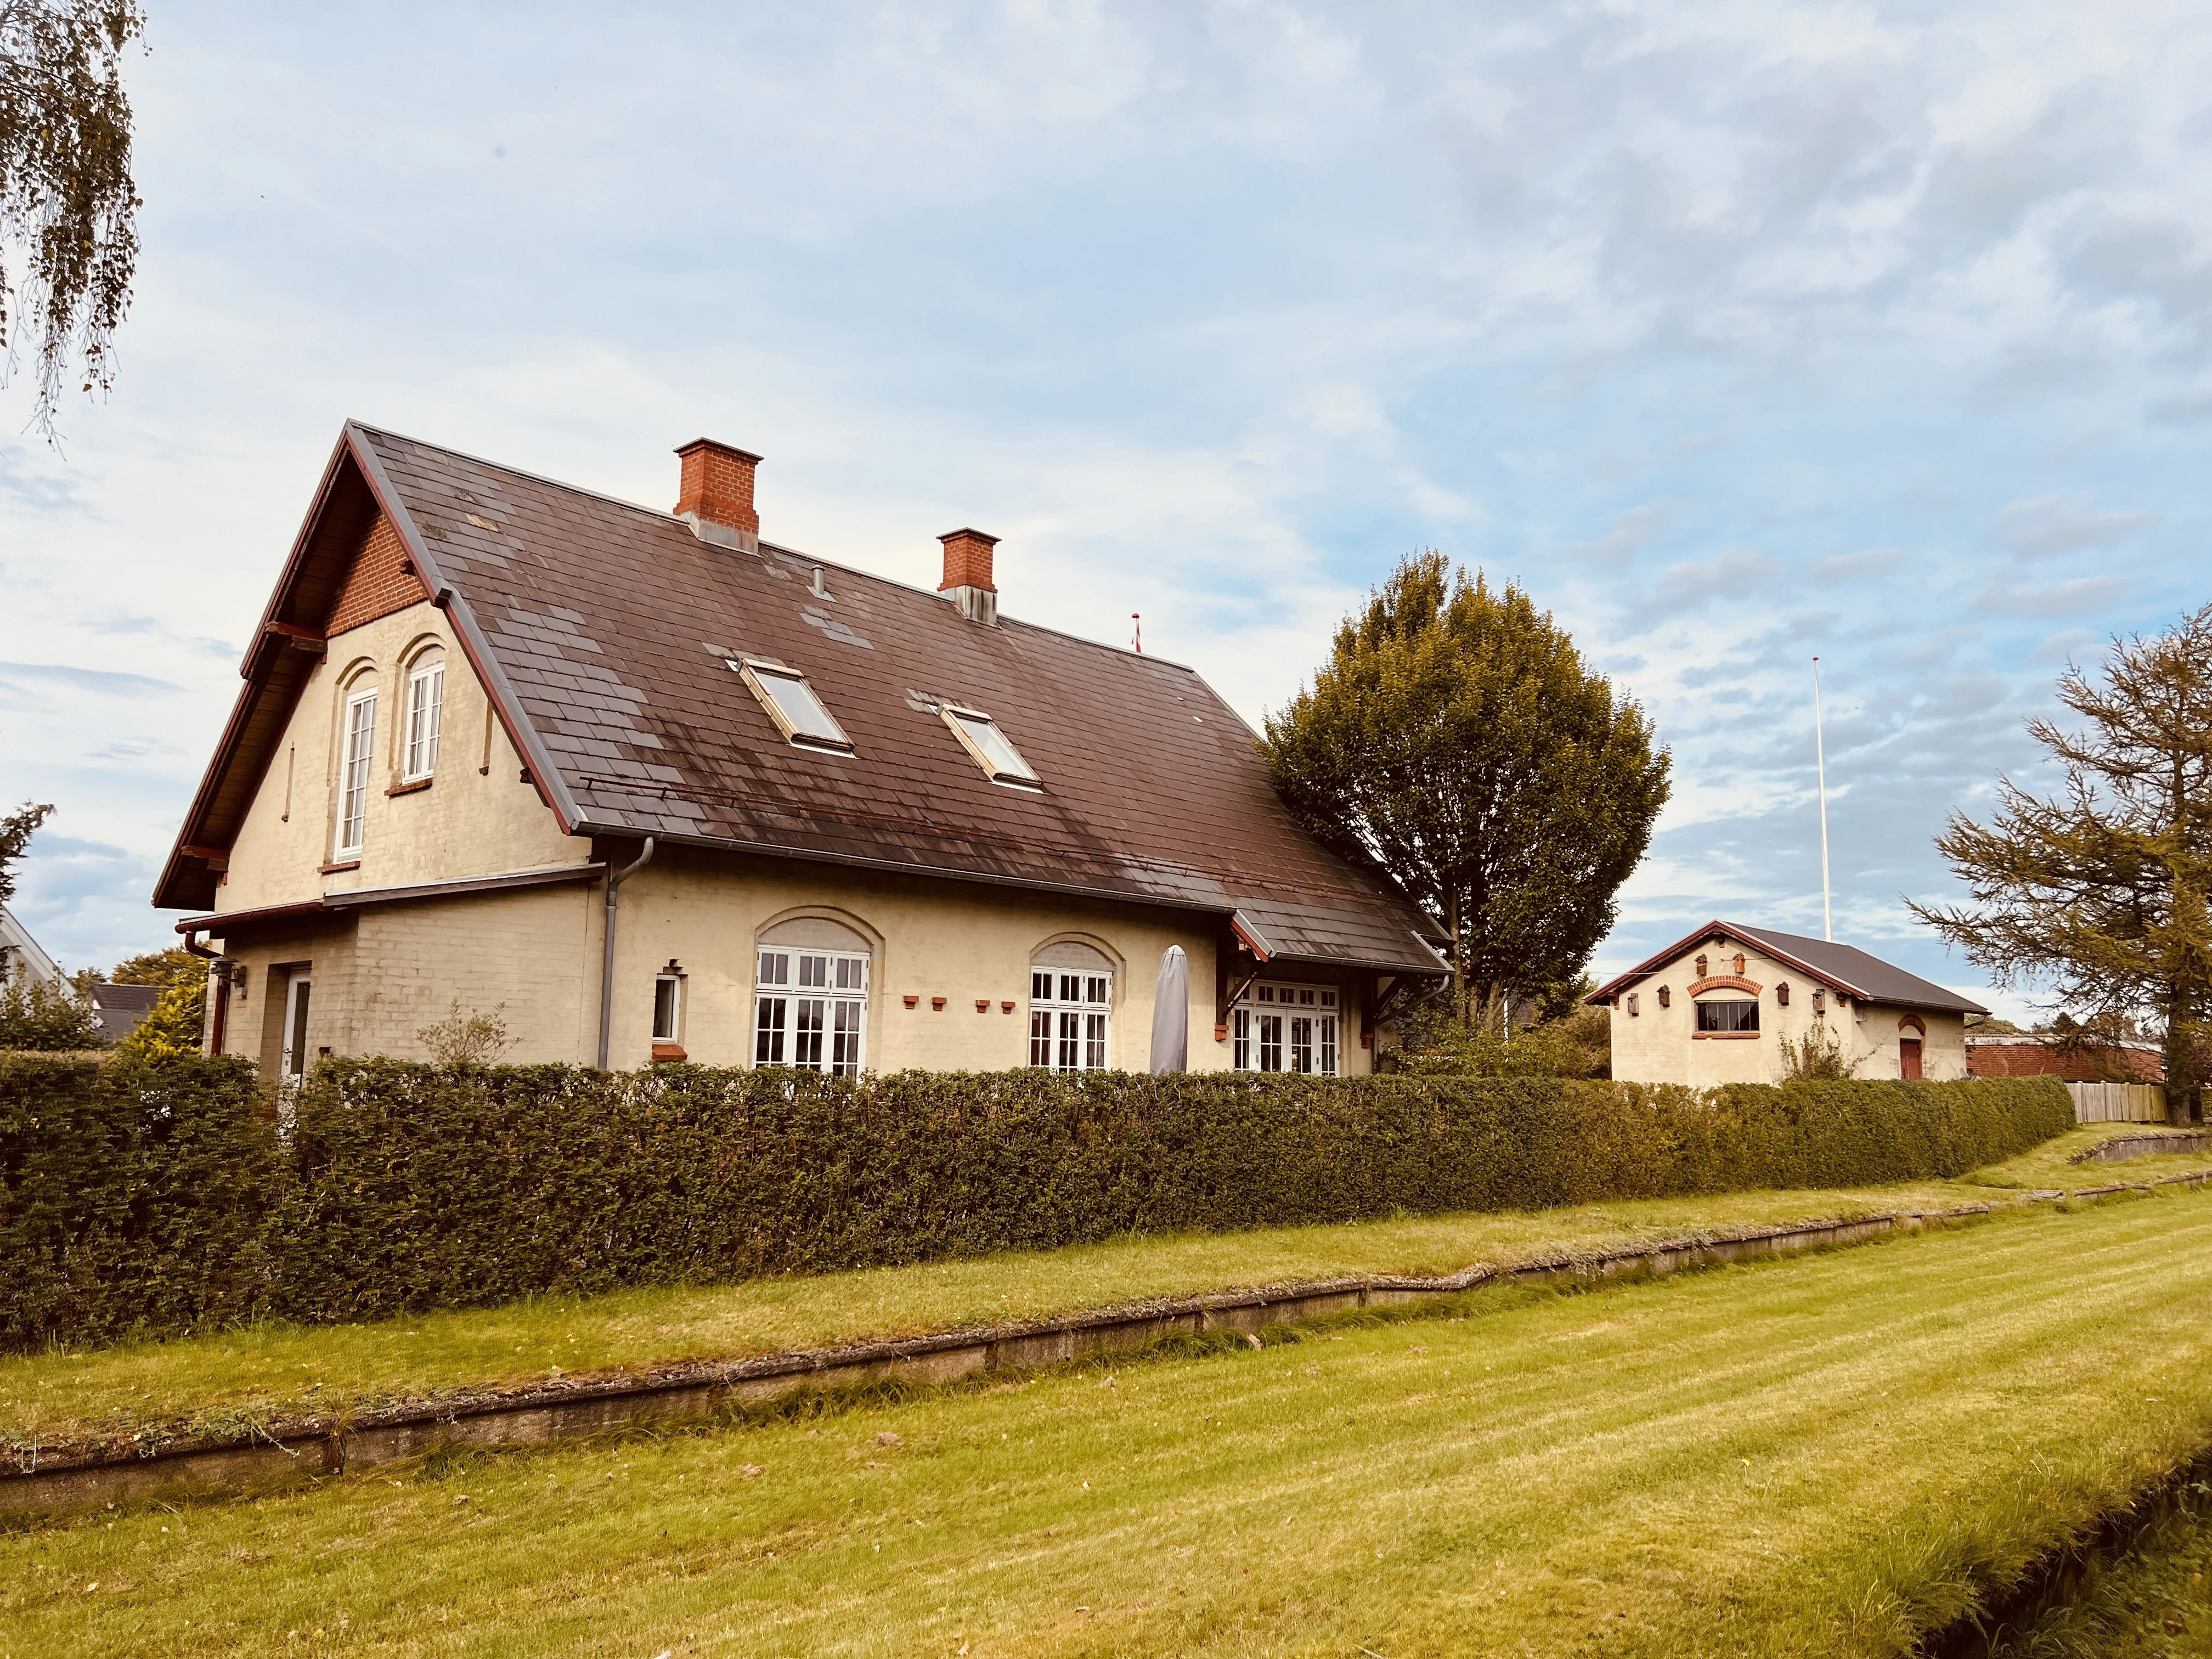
1899;1038;1922;1080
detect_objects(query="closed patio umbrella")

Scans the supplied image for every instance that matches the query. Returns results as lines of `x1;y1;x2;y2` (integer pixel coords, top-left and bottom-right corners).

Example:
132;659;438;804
1148;945;1189;1073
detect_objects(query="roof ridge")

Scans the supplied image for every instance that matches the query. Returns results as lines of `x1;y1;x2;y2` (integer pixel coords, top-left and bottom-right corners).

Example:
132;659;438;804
352;420;1200;675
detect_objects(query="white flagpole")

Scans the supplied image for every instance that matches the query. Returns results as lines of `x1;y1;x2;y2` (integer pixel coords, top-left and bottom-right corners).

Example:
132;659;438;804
1814;656;1832;943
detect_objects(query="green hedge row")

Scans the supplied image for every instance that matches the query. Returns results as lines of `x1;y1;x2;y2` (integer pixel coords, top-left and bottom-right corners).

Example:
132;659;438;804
0;1053;2075;1352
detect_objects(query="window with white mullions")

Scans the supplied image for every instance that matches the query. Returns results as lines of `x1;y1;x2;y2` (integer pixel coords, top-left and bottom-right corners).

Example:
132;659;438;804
754;947;868;1074
1232;980;1341;1074
1028;968;1110;1071
336;685;377;857
403;653;444;781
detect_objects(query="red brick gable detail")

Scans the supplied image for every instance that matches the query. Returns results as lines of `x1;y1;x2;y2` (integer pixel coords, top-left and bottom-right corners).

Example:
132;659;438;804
326;514;429;637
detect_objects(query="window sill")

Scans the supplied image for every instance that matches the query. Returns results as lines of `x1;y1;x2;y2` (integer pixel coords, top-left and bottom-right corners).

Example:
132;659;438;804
319;859;360;875
1691;1031;1760;1040
386;778;432;797
651;1042;687;1064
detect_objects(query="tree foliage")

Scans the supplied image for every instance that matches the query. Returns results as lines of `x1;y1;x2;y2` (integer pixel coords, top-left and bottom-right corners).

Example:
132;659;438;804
1263;554;1671;1017
0;974;102;1048
1910;606;2212;1121
108;944;200;986
0;0;143;438
0;799;52;909
114;972;204;1059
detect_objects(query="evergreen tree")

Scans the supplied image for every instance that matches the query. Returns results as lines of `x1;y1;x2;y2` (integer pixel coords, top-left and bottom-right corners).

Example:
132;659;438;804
1911;606;2212;1123
1263;554;1671;1020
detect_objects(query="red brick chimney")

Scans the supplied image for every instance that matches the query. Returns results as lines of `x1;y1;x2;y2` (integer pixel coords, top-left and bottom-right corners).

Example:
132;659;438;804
939;528;998;625
674;438;761;552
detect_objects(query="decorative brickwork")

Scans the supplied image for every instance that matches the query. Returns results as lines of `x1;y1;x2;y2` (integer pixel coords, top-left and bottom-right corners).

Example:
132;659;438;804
326;514;430;638
938;527;998;592
674;439;760;535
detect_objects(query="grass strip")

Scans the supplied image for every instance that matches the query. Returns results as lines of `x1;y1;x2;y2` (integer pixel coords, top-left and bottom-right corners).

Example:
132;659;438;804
1989;1471;2212;1656
4;1122;2200;1458
8;1184;2212;1656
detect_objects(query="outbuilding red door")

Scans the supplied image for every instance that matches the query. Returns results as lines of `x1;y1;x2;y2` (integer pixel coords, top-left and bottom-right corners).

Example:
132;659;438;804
1899;1039;1923;1080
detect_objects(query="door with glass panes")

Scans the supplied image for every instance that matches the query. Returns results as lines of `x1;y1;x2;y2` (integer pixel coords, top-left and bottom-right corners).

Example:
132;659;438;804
1231;981;1341;1074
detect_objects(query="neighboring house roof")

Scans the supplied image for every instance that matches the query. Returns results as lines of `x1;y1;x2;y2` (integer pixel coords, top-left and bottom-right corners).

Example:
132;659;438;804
89;981;163;1043
157;422;1449;978
0;905;60;989
1587;919;1990;1017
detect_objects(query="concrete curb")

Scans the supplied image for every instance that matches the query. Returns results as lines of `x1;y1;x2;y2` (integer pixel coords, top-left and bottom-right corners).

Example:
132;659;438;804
6;1170;2207;1519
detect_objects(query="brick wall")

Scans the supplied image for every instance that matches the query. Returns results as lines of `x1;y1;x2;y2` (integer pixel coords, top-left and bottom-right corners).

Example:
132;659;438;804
326;515;430;638
1966;1040;2164;1083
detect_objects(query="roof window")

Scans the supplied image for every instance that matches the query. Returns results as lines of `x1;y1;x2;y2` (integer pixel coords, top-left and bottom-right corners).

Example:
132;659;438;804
942;704;1040;787
732;658;851;752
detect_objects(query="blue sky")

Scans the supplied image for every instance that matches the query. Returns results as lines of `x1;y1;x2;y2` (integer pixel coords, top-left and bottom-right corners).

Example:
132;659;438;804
4;2;2209;1019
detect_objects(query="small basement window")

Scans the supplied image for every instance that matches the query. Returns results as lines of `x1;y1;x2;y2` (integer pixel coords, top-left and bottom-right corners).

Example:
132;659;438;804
942;705;1039;787
733;658;852;752
1696;999;1759;1034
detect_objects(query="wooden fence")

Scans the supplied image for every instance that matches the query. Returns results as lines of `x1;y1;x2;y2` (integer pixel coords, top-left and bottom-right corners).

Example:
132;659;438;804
2068;1081;2168;1124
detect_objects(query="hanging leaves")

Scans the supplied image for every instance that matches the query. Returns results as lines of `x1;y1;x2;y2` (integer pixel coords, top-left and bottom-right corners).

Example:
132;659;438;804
0;1;145;439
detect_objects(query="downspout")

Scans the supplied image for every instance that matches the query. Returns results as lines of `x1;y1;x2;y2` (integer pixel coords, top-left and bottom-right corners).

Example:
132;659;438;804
596;838;656;1070
182;931;227;1057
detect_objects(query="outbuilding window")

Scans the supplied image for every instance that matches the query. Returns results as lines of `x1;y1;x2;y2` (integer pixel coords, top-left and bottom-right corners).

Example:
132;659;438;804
1696;999;1759;1034
754;947;867;1074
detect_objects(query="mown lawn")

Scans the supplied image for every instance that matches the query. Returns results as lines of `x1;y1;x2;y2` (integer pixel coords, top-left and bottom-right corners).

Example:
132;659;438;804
9;1184;2212;1657
4;1121;2199;1455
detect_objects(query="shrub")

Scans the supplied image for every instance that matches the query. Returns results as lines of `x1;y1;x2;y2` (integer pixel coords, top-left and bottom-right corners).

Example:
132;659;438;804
0;977;106;1051
0;1056;2075;1352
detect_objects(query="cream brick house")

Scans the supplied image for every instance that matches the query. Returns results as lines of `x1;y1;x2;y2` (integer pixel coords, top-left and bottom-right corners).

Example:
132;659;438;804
157;424;1447;1081
1588;921;1987;1086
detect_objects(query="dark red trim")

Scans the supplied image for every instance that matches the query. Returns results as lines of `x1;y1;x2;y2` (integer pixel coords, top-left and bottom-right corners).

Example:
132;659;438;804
174;901;329;935
1587;919;1870;1006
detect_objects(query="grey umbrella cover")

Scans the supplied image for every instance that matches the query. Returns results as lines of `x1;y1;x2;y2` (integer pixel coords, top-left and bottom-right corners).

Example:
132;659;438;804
1148;944;1190;1073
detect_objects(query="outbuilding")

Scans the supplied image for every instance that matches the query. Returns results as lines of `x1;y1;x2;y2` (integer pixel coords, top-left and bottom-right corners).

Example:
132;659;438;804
1588;921;1988;1086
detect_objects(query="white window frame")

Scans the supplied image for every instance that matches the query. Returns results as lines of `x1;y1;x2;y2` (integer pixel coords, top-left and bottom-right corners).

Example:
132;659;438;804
403;655;445;782
652;973;684;1044
1028;966;1111;1071
1232;981;1340;1075
731;657;853;753
335;685;378;858
942;703;1041;788
753;946;869;1075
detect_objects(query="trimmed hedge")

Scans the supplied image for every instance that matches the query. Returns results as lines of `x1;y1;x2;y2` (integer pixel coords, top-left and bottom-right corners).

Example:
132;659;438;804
0;1053;2074;1352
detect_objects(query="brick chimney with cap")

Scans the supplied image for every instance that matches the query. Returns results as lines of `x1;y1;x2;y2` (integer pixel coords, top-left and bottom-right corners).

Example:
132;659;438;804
674;438;761;553
939;528;998;625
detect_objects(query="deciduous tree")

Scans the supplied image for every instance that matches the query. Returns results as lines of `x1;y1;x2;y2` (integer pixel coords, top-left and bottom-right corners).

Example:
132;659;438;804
1910;606;2212;1123
0;799;52;908
1;0;144;437
1263;554;1671;1021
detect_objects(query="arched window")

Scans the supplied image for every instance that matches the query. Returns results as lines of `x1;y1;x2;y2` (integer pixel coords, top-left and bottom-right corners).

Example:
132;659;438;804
754;916;870;1075
403;646;445;781
1029;940;1113;1071
335;669;378;859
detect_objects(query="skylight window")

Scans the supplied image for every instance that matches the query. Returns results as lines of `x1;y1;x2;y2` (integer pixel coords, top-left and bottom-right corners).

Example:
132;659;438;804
943;704;1040;786
732;658;852;752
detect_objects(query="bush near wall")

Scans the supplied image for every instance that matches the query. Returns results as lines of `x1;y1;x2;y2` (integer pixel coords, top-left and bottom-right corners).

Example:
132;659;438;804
0;1056;2073;1352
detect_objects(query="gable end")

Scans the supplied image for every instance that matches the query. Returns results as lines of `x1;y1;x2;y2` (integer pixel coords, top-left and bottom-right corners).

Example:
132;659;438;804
326;515;430;636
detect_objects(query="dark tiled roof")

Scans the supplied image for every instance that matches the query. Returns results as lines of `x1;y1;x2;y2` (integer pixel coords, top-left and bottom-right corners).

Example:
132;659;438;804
91;981;162;1042
1589;918;1989;1016
161;422;1447;978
